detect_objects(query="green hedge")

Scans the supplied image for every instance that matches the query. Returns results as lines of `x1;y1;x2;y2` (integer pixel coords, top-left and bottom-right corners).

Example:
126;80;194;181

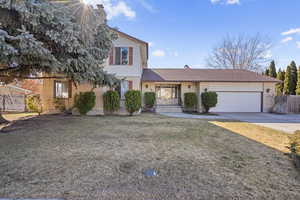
201;91;218;113
74;91;96;115
26;95;42;114
144;92;156;108
103;90;120;113
125;90;141;116
184;93;198;110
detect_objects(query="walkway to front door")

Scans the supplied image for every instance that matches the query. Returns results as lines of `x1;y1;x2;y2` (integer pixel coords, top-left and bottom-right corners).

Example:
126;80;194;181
155;84;181;105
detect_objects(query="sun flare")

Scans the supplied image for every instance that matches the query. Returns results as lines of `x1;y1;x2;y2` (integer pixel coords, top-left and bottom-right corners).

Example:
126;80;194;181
81;0;89;5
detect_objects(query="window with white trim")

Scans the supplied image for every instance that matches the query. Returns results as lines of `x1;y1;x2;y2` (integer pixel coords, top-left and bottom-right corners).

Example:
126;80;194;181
109;47;133;65
55;81;69;98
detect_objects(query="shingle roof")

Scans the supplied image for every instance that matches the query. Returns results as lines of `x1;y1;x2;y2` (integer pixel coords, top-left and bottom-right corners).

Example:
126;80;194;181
142;68;280;82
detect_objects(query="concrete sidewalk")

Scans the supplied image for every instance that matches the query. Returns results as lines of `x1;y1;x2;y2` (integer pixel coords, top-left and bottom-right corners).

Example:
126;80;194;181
218;113;300;134
159;112;228;120
159;112;300;134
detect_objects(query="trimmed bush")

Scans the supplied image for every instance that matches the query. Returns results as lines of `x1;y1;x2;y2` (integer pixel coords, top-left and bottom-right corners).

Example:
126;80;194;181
290;131;300;155
26;95;42;115
201;91;218;113
125;90;141;116
103;90;120;114
53;98;66;112
144;92;156;108
290;130;300;168
184;93;198;110
74;91;96;115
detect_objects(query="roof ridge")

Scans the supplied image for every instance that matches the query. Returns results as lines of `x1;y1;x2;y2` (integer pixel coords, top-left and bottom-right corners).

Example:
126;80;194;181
142;68;280;82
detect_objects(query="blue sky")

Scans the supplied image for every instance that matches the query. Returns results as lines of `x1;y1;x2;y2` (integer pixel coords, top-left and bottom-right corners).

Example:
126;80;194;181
85;0;300;70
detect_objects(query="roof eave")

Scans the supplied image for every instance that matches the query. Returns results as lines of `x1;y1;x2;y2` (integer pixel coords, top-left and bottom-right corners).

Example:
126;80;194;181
141;80;280;83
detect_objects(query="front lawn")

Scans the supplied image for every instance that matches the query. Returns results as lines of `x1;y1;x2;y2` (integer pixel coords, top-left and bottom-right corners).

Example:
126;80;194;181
0;114;299;199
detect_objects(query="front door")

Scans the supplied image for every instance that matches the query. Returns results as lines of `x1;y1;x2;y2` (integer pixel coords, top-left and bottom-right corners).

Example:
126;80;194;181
155;85;180;105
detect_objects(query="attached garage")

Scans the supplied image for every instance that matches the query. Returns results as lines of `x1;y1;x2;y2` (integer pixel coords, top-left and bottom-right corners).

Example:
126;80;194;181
142;68;280;113
210;92;262;113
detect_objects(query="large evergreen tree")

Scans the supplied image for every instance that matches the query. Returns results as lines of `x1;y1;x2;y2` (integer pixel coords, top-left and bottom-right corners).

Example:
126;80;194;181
296;67;300;95
290;61;298;95
283;66;292;95
0;0;119;123
275;68;285;95
268;60;277;78
264;68;270;76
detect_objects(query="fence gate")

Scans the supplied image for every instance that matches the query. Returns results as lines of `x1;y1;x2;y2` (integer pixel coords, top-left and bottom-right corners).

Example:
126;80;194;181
287;96;300;113
274;95;300;113
0;94;26;112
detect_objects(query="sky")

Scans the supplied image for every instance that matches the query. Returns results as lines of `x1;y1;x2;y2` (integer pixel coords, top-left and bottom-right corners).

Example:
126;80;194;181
84;0;300;70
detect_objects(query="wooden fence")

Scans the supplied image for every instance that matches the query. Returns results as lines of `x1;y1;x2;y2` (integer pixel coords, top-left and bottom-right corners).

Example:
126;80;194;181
274;95;300;113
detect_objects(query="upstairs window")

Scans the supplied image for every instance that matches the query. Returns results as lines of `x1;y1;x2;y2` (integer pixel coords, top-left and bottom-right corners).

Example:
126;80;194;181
109;47;133;65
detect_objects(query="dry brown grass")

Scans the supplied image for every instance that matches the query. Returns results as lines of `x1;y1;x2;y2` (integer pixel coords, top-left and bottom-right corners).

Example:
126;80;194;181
0;113;299;200
2;112;38;122
211;121;290;153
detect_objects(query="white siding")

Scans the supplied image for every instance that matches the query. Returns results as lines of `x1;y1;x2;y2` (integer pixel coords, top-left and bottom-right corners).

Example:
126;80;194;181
210;92;261;112
198;82;276;113
104;36;144;78
200;82;263;92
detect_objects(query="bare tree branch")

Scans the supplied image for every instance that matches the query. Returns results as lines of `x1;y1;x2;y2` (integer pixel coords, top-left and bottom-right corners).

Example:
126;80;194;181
207;34;272;71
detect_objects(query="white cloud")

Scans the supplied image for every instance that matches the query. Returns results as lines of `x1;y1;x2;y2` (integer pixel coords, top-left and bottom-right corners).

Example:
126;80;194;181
227;0;239;4
296;42;300;48
152;50;165;57
136;0;157;13
281;37;293;43
211;0;220;3
264;50;272;59
281;28;300;36
211;0;240;5
173;52;179;57
84;0;136;19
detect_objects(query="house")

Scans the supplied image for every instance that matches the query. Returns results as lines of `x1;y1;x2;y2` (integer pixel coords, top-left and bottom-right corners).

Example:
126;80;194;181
40;29;279;114
142;68;279;113
39;28;148;115
0;84;32;112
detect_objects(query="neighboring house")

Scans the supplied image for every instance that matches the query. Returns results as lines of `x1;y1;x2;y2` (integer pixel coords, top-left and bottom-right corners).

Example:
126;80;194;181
0;84;32;112
39;29;279;114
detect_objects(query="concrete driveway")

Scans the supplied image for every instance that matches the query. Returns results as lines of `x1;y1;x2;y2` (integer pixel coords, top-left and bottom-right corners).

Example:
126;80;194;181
218;113;300;134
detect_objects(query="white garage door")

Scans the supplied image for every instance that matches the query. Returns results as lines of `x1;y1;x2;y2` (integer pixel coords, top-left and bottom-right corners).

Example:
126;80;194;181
210;92;262;113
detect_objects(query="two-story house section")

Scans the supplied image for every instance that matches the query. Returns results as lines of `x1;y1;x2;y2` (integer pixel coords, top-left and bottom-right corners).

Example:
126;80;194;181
104;28;148;99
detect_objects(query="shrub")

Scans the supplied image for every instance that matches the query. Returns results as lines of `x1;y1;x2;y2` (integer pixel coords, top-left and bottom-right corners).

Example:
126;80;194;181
201;91;218;113
125;90;141;116
290;131;300;155
184;93;198;110
74;92;96;115
26;95;42;115
53;98;66;112
290;130;300;168
144;92;156;108
103;90;120;113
